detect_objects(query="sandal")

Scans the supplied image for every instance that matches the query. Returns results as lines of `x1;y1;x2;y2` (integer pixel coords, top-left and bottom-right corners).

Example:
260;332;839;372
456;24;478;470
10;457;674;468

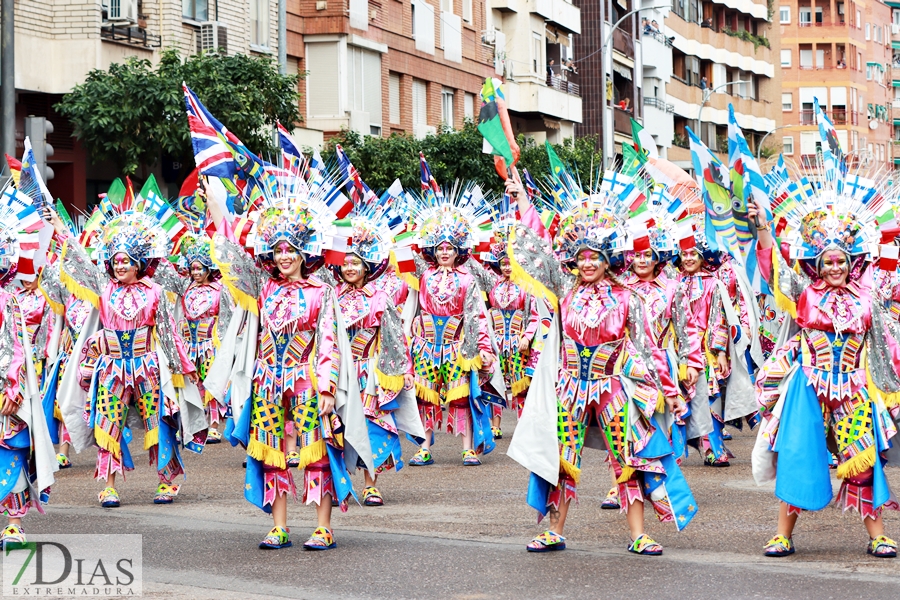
491;426;503;439
286;451;301;468
206;429;222;444
722;429;733;441
629;534;663;555
153;483;180;504
303;526;336;551
259;526;292;549
408;448;434;466
763;534;795;557
57;453;72;469
601;487;620;510
704;453;731;468
526;530;566;552
98;487;120;508
362;486;384;507
867;535;898;558
0;524;25;548
462;449;481;466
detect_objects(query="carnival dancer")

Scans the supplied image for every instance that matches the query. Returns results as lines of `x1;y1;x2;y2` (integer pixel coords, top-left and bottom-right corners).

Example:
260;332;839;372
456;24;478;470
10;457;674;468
749;174;900;558
48;190;198;508
206;171;373;551
505;170;697;556
0;185;57;546
405;154;497;467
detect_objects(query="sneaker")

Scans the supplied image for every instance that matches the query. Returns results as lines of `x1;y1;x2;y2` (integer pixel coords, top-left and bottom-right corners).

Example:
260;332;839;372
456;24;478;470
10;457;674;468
408;448;434;466
153;483;180;504
99;487;120;508
259;526;292;549
302;526;336;550
462;449;481;466
57;453;72;469
601;487;620;509
206;429;222;444
0;524;25;548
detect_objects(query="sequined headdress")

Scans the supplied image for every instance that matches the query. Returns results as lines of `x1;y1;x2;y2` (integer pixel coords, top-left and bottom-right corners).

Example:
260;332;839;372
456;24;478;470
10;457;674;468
172;190;217;272
0;183;49;285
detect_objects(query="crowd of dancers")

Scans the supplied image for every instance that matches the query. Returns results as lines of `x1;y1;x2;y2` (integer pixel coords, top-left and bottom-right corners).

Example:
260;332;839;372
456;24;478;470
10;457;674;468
0;97;899;560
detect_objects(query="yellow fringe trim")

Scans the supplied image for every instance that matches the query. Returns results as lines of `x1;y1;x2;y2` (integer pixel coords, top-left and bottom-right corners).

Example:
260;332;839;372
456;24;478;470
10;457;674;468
866;361;900;408
39;270;65;316
94;426;121;458
415;382;441;405
770;250;797;319
560;456;582;485
143;426;159;450
836;445;877;480
678;363;688;382
445;383;470;403
511;376;531;396
507;229;559;311
204;390;215;407
248;438;287;470
59;241;100;309
376;369;405;392
209;237;259;316
655;393;665;413
171;373;185;389
297;439;327;471
616;465;636;484
165;291;177;304
455;354;483;372
403;272;420;291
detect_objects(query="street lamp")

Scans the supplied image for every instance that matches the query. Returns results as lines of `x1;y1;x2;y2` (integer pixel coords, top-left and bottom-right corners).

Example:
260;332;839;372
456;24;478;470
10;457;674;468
696;80;751;123
757;124;794;162
595;3;672;169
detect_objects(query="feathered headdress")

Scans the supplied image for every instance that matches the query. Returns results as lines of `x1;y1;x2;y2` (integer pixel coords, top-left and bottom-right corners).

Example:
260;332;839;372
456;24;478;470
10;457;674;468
0;183;49;286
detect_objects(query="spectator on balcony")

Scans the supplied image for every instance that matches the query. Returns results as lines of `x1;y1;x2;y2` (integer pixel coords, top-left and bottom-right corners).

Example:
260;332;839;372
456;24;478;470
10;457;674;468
651;20;661;32
837;59;846;69
643;18;653;34
701;18;713;28
547;59;555;81
618;97;632;113
564;59;578;77
700;76;708;90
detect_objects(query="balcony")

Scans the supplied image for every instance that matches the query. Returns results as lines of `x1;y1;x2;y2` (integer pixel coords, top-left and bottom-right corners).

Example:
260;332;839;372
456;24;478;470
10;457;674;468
100;22;161;48
613;28;635;58
545;74;580;96
798;109;859;125
642;31;674;75
644;97;674;113
614;107;633;134
505;78;582;122
527;0;580;34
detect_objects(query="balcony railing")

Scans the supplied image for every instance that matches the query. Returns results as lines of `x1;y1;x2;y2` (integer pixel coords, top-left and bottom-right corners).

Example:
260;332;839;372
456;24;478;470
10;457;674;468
644;97;674;113
799;109;859;125
614;107;634;134
642;29;673;47
100;23;161;48
545;74;580;97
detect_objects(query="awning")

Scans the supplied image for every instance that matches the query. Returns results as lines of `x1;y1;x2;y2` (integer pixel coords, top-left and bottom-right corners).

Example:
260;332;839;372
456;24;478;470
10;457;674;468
893;80;900;87
613;63;633;80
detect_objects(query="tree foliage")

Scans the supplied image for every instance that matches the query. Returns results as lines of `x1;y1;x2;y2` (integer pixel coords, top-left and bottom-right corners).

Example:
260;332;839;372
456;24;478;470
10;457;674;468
56;48;301;175
321;120;601;196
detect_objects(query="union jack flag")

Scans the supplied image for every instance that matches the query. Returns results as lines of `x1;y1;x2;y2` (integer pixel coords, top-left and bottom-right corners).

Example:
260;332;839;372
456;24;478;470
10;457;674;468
183;83;240;178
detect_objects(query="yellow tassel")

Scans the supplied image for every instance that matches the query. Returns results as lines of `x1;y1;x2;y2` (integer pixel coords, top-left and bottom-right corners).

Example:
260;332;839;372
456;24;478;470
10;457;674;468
171;373;185;389
297;439;327;471
403;273;420;291
770;250;797;319
247;438;287;469
866;361;900;408
507;230;558;311
165;291;177;304
511;376;531;396
415;382;441;405
94;426;121;458
559;456;582;485
376;369;405;392
445;383;470;403
209;237;259;315
455;353;483;372
59;242;100;309
39;272;65;316
678;363;688;382
616;465;635;484
143;426;159;450
655;393;665;413
204;390;215;406
836;446;877;479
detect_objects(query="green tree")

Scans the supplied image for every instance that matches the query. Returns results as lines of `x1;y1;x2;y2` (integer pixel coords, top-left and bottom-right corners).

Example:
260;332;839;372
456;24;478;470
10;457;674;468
56;48;301;176
321;120;601;196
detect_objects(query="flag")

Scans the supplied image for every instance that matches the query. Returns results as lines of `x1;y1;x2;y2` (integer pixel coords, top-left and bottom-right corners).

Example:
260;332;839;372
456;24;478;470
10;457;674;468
419;153;442;199
18;138;54;212
5;154;21;187
687;127;736;255
324;219;353;265
335;144;373;208
277;122;303;161
631;118;658;160
392;245;416;273
814;97;844;183
477;78;520;179
545;141;566;182
183;83;241;178
880;244;899;272
138;174;186;246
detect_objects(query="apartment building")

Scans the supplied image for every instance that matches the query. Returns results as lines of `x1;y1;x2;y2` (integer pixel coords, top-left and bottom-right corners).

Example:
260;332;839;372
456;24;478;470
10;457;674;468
292;0;582;146
641;1;675;158
13;0;278;208
780;0;893;170
663;0;780;169
887;3;900;166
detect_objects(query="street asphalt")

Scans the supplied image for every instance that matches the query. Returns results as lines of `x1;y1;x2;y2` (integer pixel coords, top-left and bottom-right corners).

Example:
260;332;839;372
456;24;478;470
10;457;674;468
22;411;900;599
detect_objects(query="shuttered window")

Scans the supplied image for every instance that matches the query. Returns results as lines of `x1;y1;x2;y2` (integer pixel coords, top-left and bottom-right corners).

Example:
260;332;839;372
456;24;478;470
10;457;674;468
413;79;428;126
307;42;340;118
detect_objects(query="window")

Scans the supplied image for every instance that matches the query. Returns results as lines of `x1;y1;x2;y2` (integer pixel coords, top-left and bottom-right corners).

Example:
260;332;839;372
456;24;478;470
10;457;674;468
182;0;208;20
799;7;811;25
532;32;542;74
464;93;475;120
307;42;340;118
779;6;790;23
782;92;792;111
463;0;472;22
867;64;872;80
347;46;383;132
389;73;400;124
441;0;452;12
857;9;861;28
783;136;794;155
412;79;427;126
781;49;791;67
866;23;870;40
876;24;883;43
894;9;900;25
250;0;269;47
441;88;455;127
411;2;416;37
800;49;812;68
685;55;700;86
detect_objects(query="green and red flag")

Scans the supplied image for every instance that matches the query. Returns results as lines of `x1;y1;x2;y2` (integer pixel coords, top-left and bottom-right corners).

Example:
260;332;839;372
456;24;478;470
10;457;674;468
477;78;520;180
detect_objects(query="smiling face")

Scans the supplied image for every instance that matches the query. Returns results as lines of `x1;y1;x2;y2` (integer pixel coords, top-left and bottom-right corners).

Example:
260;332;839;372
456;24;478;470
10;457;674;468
576;249;607;283
190;261;210;284
21;277;41;291
274;242;303;280
499;257;512;278
680;248;702;274
340;254;366;287
435;242;458;268
631;249;658;281
819;249;849;287
112;253;139;284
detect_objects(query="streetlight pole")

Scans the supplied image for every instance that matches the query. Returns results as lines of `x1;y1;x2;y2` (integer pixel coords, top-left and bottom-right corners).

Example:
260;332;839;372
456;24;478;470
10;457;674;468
598;3;671;169
757;124;794;162
696;80;751;123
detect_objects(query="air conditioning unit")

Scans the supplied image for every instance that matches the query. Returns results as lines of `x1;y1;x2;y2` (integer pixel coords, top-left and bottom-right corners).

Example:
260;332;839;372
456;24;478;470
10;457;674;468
413;124;436;139
197;22;228;54
348;110;371;136
893;23;900;35
107;0;137;23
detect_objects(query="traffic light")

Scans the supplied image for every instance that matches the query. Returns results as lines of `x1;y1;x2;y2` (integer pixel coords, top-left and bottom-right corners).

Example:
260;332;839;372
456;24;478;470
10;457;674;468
24;116;54;181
